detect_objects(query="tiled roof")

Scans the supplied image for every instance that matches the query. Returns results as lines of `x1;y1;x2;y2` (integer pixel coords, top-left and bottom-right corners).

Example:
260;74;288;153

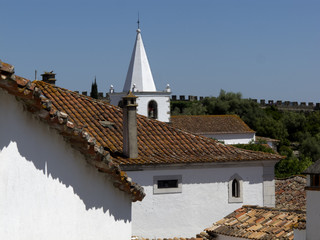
205;205;306;240
303;159;320;174
0;60;144;202
170;115;255;135
132;237;203;240
0;60;283;169
36;83;282;165
275;176;306;210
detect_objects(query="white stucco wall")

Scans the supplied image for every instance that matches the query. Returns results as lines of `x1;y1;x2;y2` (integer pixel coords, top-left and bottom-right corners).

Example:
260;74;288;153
306;190;320;240
294;229;306;240
0;90;132;240
136;94;170;122
127;165;264;238
109;92;171;122
204;133;255;145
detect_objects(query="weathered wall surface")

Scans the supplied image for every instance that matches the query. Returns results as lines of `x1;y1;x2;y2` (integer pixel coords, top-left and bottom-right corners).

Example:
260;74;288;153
0;90;132;240
127;165;264;238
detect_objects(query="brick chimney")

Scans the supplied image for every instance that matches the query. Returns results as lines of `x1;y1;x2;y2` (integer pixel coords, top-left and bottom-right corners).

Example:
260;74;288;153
122;91;138;158
41;71;56;85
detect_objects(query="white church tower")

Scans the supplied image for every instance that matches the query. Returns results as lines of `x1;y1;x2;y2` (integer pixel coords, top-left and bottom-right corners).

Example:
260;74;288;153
108;23;171;122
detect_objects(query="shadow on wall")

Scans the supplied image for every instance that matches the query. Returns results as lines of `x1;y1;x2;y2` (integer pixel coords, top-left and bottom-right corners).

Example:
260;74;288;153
0;92;130;222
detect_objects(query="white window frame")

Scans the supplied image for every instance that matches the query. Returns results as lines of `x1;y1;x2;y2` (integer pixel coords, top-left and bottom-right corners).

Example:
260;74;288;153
228;174;243;203
153;175;182;194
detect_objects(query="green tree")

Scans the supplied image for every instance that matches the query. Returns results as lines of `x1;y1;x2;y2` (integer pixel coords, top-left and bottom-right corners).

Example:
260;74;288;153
182;102;207;115
90;77;98;99
171;89;320;177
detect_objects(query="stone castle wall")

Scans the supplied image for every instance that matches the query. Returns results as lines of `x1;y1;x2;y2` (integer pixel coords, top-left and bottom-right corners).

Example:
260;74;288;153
171;95;320;111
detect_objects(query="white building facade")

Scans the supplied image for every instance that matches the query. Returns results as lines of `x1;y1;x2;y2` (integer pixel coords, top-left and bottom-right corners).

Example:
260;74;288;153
124;161;277;238
109;27;171;122
0;88;133;239
295;160;320;240
204;132;255;145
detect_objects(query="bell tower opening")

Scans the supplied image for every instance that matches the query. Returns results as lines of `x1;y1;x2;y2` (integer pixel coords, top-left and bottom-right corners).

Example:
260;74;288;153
148;100;158;119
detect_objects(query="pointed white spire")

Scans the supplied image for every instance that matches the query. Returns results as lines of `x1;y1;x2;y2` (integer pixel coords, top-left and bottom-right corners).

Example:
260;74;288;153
123;27;157;92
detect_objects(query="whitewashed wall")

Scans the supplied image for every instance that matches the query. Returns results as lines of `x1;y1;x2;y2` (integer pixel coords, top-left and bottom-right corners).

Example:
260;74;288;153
204;133;255;145
136;94;170;122
306;190;320;240
0;90;132;240
109;92;171;122
127;165;264;238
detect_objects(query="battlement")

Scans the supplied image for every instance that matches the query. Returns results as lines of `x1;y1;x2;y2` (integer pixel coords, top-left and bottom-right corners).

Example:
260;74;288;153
171;95;320;111
252;99;320;111
74;91;110;102
171;95;205;101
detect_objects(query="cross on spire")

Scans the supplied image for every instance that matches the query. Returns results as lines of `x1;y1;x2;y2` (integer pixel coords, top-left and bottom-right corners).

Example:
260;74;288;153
137;12;140;29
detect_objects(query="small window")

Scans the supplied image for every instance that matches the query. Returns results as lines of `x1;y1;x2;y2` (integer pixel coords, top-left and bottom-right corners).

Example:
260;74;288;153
148;100;158;119
154;175;182;194
232;179;240;198
158;179;178;189
229;174;243;203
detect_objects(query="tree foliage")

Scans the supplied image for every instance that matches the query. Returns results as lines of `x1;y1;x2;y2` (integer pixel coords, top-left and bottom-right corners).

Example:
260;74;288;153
90;77;98;99
171;89;319;177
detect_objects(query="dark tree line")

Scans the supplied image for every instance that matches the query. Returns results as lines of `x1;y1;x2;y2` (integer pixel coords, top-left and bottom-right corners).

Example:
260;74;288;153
90;77;98;99
171;90;319;178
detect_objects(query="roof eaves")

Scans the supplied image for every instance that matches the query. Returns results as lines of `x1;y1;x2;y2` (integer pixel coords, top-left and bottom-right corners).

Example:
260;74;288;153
204;205;306;239
303;159;320;174
198;131;255;135
0;63;145;202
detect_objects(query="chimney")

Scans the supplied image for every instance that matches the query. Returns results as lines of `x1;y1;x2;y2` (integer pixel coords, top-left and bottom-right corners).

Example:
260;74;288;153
41;71;56;85
122;91;138;158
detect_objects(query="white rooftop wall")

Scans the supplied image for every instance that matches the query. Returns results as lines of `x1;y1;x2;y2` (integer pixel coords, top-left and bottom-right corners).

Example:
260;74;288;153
306;190;320;240
109;92;171;122
204;132;256;145
127;165;265;238
135;94;171;123
0;90;132;240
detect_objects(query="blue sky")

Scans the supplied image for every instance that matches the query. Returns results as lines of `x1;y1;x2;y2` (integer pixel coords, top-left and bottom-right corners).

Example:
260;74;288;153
1;0;319;102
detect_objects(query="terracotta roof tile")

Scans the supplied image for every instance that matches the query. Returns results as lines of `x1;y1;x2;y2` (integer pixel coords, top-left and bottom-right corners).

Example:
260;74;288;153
0;59;283;195
0;61;144;202
204;205;306;240
171;115;255;135
275;176;306;210
132;237;203;240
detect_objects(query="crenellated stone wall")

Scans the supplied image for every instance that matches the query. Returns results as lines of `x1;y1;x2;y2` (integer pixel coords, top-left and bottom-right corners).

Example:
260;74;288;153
171;95;320;111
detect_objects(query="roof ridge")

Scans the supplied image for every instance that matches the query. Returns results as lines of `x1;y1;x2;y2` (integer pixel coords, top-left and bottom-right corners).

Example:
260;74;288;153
276;175;307;180
242;205;306;214
172;114;240;118
0;66;145;202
